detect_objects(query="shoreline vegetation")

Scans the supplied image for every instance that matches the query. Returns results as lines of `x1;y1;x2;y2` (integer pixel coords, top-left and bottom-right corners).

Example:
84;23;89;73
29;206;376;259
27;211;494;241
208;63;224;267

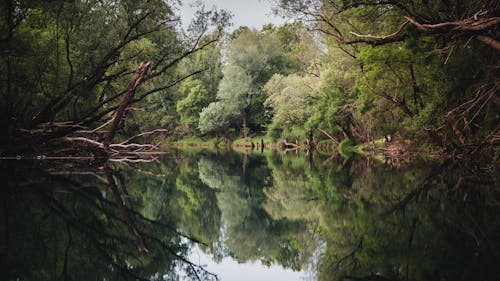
1;1;498;281
1;1;498;166
168;135;425;164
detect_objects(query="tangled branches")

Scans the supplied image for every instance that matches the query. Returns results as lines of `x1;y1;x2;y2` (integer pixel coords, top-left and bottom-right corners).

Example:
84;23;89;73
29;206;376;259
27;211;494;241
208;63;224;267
440;80;500;155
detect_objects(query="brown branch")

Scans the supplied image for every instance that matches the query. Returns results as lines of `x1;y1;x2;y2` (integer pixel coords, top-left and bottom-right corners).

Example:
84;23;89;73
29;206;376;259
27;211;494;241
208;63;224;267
108;157;159;163
349;20;409;40
406;15;500;32
77;62;207;133
405;13;500;51
318;128;339;145
75;118;114;134
64;137;104;148
104;61;151;149
119;129;168;145
109;143;158;150
475;35;500;51
282;140;304;148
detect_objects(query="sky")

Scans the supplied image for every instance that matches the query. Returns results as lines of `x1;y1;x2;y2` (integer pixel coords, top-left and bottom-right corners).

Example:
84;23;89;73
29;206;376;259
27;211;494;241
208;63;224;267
188;245;313;281
178;0;288;31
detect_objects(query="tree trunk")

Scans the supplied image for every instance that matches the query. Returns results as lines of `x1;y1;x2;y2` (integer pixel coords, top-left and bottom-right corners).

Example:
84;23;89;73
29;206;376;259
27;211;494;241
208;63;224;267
242;110;248;138
103;61;151;149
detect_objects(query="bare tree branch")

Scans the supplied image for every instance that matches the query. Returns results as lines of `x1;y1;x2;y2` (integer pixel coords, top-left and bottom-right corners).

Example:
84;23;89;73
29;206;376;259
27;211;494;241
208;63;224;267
104;61;151;149
349;20;409;41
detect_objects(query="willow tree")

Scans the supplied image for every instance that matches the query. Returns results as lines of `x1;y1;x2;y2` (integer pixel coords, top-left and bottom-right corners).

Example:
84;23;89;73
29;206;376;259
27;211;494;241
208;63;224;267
264;73;321;140
199;28;282;137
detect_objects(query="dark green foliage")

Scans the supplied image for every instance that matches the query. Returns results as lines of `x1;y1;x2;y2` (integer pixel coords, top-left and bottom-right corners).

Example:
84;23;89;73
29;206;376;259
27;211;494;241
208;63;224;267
266;0;499;150
0;0;229;152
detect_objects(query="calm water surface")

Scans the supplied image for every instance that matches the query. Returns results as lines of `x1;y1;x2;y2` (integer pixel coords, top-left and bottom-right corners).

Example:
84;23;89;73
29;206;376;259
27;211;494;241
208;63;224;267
1;149;498;281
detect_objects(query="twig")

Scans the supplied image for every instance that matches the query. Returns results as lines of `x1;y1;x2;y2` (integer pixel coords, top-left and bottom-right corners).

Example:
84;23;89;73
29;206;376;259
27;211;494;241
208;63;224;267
119;129;168;145
75;117;114;134
349;21;409;40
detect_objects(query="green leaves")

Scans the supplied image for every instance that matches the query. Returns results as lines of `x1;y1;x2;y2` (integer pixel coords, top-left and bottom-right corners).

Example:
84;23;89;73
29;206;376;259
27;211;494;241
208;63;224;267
198;102;238;134
177;78;211;128
264;74;319;125
198;28;286;135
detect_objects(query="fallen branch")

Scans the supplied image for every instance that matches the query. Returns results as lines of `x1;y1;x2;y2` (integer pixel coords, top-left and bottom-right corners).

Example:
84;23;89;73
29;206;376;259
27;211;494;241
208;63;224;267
65;137;104;148
104;61;151;149
75;118;114;134
475;35;500;52
108;157;159;163
282;140;305;149
109;143;158;149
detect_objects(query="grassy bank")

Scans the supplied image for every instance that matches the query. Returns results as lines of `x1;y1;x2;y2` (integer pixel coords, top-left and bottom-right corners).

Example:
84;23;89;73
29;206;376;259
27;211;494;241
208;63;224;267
168;135;429;163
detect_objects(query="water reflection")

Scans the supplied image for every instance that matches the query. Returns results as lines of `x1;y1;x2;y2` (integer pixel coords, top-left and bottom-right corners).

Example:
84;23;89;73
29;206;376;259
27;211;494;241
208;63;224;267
0;158;216;281
1;150;499;281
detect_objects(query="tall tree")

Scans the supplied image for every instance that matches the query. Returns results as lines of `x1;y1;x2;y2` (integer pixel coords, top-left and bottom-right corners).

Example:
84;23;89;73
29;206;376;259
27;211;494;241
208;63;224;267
199;28;282;137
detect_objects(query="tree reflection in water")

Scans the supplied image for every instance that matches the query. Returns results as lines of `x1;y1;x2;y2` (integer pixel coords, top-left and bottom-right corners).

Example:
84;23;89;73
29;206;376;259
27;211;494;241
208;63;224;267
1;151;499;281
261;153;500;281
0;158;217;281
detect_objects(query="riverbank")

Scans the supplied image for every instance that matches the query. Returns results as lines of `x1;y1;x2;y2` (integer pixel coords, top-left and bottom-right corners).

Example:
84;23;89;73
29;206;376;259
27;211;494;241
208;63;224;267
167;135;452;168
168;135;409;158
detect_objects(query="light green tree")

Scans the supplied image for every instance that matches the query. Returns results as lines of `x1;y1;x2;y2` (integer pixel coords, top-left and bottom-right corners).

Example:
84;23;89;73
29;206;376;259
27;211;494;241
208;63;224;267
264;74;320;125
199;28;283;137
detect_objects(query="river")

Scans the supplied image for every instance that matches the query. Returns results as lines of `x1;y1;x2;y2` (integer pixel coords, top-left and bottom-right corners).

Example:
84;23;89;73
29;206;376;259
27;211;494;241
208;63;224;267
1;149;498;281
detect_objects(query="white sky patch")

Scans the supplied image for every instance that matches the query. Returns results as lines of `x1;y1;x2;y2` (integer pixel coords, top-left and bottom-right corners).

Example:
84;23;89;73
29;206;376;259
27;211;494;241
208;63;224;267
188;244;312;281
178;0;288;31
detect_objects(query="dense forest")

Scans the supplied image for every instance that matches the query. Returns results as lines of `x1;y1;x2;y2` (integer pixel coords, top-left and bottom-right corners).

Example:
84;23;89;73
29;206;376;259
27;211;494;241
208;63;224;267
0;0;498;160
1;1;499;281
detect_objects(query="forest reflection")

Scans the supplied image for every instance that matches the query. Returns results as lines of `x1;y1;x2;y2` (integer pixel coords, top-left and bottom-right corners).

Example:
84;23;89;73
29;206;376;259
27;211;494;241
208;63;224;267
1;150;499;281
